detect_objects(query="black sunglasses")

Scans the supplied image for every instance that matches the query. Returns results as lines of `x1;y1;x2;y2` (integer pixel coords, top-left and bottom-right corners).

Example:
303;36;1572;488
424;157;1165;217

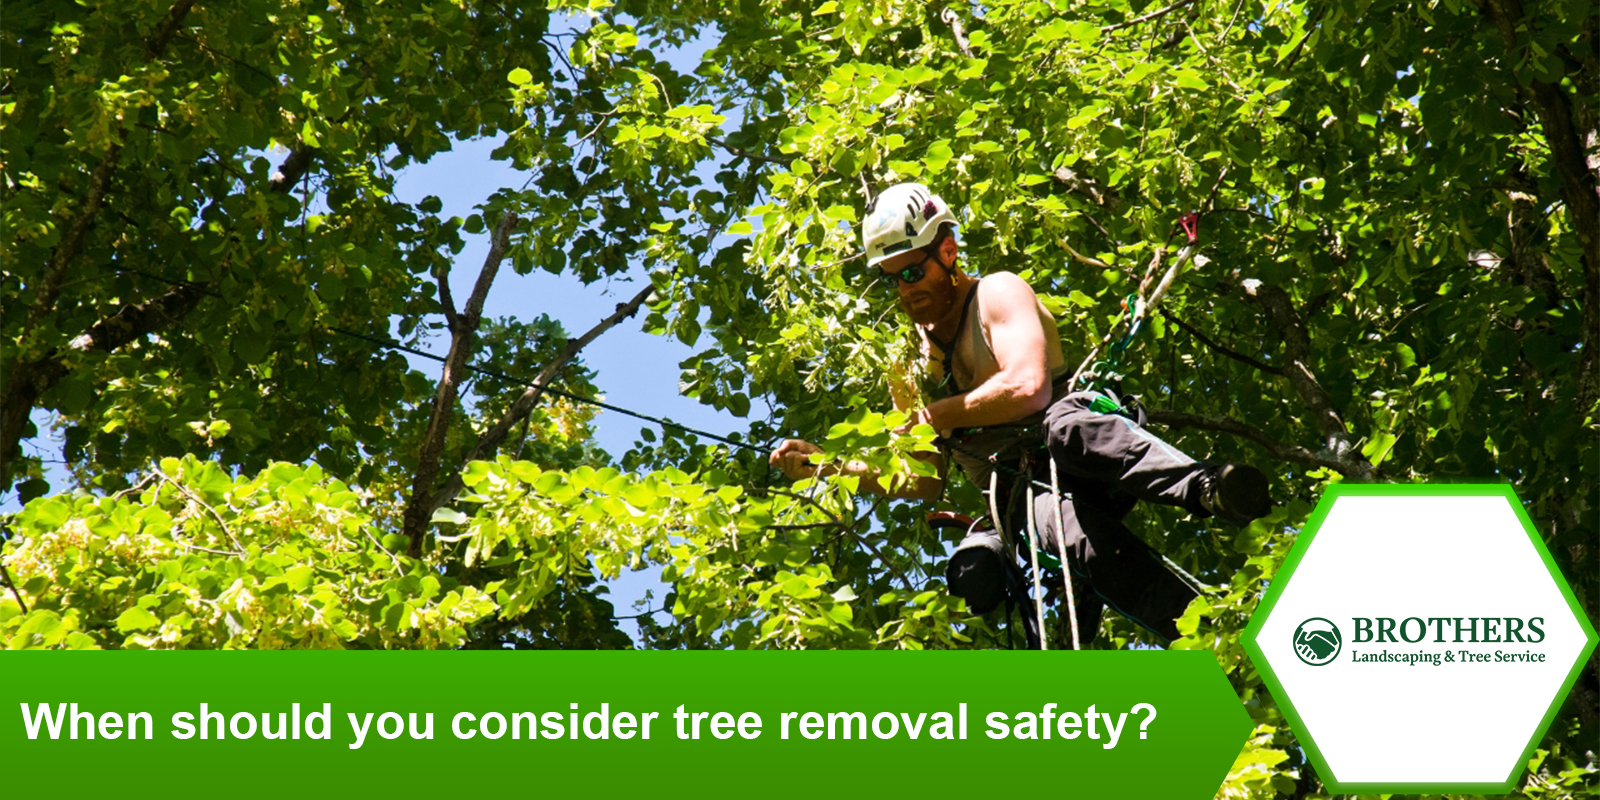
874;250;939;288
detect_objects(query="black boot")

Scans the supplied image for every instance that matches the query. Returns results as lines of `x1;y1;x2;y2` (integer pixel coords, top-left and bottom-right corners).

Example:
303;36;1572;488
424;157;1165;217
1196;464;1271;526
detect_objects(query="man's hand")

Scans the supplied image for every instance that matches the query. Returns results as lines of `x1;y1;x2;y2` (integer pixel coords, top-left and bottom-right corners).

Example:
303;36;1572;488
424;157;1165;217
769;439;822;480
770;436;945;501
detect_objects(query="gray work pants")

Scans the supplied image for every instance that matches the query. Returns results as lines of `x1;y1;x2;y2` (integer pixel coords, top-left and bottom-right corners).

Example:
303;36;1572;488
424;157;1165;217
1000;391;1207;646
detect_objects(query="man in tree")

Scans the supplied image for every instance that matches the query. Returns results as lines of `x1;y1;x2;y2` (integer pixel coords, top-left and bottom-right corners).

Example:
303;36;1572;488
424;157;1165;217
769;182;1271;646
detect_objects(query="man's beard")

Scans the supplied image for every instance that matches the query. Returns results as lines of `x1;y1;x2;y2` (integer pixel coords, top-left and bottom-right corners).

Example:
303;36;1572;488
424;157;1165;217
899;281;956;325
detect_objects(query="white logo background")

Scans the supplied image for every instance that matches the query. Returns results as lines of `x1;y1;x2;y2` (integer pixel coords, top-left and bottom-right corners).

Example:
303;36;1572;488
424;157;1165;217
1254;493;1590;784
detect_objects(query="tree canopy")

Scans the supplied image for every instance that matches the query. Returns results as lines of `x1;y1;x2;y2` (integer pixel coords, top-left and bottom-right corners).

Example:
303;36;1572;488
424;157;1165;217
3;0;1594;796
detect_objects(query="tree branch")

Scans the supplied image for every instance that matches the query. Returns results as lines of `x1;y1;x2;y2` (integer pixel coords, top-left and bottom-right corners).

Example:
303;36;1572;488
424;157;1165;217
1052;167;1119;211
144;0;197;57
1240;279;1362;471
24;145;123;337
1100;0;1197;32
1;282;212;490
422;279;659;526
415;165;765;553
23;0;198;336
0;525;27;613
1146;408;1378;477
437;260;460;332
761;488;914;592
1160;308;1283;375
268;145;316;193
155;468;245;553
706;135;796;165
402;211;519;553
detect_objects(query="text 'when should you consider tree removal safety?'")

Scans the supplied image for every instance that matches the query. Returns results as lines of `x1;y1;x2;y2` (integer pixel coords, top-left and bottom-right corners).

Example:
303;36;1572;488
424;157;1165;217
21;701;1161;750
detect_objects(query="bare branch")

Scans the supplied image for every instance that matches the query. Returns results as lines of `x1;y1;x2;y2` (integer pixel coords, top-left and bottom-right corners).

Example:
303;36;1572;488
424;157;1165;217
462;213;518;326
423;279;658;523
1061;239;1110;268
155;469;245;553
402;212;520;553
1100;0;1197;32
1146;408;1377;477
268;145;316;194
437;260;460;332
1159;309;1283;376
706;135;796;165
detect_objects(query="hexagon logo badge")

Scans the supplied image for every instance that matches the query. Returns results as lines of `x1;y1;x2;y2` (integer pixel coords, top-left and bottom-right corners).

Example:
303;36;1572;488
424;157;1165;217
1243;485;1597;794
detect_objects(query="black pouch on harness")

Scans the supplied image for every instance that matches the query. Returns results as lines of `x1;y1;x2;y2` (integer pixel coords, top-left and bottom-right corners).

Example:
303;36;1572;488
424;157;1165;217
945;529;1009;614
1098;382;1148;427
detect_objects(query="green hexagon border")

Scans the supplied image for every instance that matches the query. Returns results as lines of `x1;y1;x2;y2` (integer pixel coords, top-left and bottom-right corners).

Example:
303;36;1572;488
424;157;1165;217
1242;483;1599;795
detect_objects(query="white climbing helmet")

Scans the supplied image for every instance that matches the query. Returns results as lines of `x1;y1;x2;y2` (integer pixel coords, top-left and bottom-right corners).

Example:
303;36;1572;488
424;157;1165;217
861;182;958;267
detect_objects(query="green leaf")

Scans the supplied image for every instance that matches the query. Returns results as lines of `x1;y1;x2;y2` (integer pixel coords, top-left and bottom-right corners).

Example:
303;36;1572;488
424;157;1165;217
1362;432;1399;465
508;67;533;85
1393;343;1416;368
116;607;160;633
64;632;100;650
823;205;857;222
285;566;315;592
431;507;469;525
15;610;64;641
1065;20;1100;43
622;482;656;508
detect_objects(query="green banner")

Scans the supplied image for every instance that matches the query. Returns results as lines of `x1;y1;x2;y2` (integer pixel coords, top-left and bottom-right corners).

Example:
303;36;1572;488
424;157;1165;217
3;651;1250;798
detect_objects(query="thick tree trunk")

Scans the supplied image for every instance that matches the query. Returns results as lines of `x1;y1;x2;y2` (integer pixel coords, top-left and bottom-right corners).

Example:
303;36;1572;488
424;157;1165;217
1479;0;1600;407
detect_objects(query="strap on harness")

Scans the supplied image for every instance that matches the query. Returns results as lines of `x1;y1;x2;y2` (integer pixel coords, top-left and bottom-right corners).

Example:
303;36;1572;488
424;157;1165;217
927;283;979;396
